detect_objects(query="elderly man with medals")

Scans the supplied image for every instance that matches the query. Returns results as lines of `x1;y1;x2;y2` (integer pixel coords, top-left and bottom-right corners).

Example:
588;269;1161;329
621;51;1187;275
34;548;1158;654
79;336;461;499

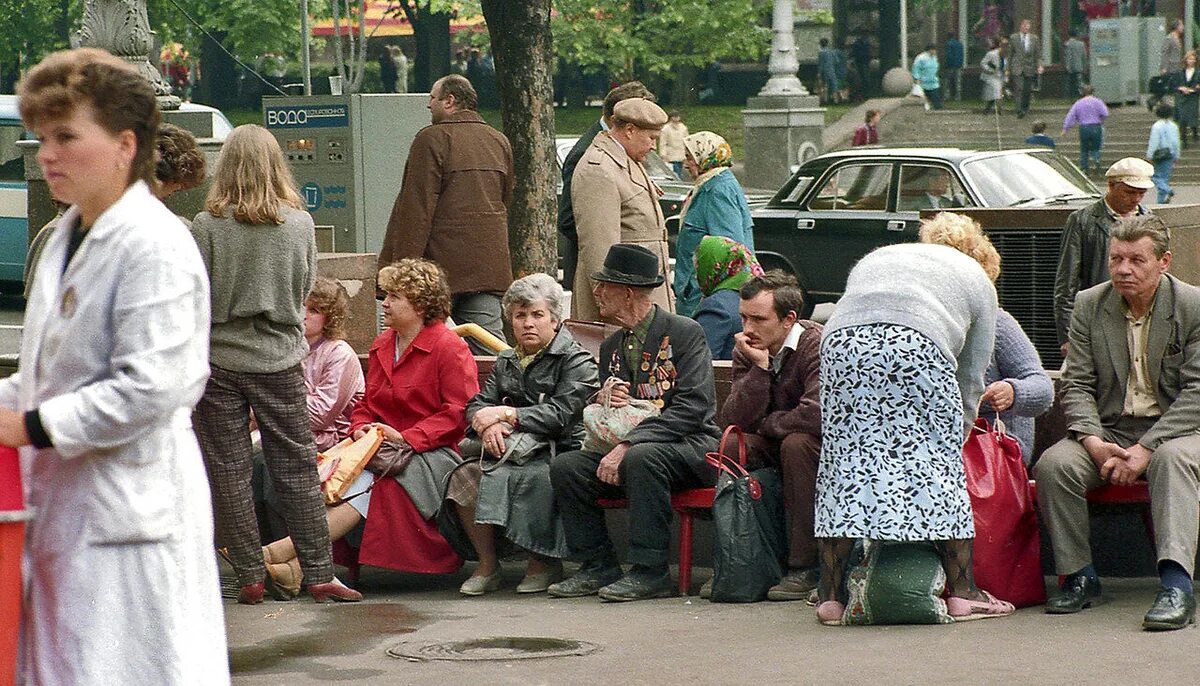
549;244;721;601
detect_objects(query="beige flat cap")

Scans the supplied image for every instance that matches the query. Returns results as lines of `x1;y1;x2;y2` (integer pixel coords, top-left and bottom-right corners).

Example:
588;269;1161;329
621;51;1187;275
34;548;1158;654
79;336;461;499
1105;157;1155;189
612;97;668;129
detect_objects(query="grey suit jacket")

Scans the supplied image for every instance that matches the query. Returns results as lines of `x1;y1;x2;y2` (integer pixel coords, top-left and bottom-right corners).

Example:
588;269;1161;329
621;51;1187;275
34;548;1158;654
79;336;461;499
1063;38;1087;74
1008;32;1041;76
1061;274;1200;450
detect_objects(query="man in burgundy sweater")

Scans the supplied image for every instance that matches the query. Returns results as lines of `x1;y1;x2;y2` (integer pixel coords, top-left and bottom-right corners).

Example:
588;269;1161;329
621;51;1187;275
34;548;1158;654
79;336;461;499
718;271;823;601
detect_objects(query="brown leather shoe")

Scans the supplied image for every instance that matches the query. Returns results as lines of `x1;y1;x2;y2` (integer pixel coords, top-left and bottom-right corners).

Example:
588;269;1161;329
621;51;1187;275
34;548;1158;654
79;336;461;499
238;582;265;605
308;579;363;603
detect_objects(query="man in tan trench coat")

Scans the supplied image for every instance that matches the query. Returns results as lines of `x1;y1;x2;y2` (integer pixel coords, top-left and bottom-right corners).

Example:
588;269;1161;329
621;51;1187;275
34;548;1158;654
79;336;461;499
570;98;674;321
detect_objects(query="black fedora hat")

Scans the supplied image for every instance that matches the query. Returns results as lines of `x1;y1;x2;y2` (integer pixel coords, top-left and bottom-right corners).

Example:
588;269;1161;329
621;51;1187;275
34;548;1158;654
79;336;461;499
591;243;665;287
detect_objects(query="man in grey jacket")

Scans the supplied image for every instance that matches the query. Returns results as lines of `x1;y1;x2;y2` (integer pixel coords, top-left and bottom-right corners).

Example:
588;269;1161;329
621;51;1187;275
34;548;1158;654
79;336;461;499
1053;157;1153;356
1037;215;1200;631
1008;18;1043;118
549;244;720;602
1062;28;1087;98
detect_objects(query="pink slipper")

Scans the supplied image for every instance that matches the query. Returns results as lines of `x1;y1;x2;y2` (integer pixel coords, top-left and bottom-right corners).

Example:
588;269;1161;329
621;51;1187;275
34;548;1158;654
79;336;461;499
816;600;845;626
947;590;1015;621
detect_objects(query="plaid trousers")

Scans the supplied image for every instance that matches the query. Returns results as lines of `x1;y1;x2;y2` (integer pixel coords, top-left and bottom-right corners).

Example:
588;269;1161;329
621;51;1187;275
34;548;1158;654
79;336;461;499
194;364;334;586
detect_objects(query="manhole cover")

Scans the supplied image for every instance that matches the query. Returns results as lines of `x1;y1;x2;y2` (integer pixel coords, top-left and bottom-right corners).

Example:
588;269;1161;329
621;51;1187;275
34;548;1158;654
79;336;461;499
388;636;600;662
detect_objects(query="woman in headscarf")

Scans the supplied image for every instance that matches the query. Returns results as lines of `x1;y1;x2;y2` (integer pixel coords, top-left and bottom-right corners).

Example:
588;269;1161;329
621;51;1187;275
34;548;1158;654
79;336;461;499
692;235;764;360
673;132;755;318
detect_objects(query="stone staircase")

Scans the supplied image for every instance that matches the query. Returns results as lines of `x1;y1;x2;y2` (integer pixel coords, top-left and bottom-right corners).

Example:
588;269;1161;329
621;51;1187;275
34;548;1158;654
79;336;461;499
855;99;1200;185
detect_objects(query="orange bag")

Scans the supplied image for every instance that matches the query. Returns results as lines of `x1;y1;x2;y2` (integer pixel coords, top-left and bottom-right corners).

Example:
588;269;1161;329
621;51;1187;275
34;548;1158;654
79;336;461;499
317;426;384;505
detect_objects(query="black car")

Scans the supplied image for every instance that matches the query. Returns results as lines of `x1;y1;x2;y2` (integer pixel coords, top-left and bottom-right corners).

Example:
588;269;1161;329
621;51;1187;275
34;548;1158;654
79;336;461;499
752;147;1101;313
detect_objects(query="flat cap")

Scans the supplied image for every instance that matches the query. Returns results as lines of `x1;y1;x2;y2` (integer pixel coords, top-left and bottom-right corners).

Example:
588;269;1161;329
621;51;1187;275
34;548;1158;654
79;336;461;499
1105;157;1155;189
612;97;668;129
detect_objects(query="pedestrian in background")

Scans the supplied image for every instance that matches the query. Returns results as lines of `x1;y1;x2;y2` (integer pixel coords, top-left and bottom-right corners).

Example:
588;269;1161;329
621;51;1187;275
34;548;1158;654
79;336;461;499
944;31;965;100
673;131;755;318
1008;18;1043;119
1026;121;1056;148
1062;28;1087;98
193;124;362;605
852;109;881;146
393;46;409;94
818;38;842;104
559;81;656;290
378;46;397;93
1148;101;1181;204
980;38;1005;114
659;111;688;178
834;37;851;103
851;33;873;98
1162;19;1185;77
3;47;229;684
1173;51;1200;147
912;44;943;111
1063;85;1109;175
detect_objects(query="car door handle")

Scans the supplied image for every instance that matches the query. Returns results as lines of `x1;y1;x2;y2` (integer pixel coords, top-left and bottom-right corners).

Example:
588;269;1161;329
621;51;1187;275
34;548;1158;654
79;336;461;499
796;219;815;230
886;220;906;232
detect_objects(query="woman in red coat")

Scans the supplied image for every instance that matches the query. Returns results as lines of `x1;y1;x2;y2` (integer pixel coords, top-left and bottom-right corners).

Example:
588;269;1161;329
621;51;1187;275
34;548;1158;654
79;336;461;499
264;258;478;591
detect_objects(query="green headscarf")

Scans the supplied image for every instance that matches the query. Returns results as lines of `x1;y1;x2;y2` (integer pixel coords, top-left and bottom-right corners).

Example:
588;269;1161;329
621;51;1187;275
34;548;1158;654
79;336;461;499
694;236;763;297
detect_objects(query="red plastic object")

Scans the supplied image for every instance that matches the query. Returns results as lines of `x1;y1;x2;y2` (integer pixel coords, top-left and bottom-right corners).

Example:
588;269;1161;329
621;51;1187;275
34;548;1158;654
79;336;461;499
1;445;26;686
964;419;1046;607
598;488;716;596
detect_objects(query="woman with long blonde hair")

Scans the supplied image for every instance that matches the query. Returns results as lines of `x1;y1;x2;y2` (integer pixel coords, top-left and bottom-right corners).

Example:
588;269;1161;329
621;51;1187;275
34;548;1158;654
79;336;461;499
191;124;361;604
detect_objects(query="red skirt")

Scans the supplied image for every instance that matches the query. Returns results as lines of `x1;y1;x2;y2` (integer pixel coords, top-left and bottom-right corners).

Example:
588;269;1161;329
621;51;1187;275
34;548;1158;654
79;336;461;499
351;478;461;574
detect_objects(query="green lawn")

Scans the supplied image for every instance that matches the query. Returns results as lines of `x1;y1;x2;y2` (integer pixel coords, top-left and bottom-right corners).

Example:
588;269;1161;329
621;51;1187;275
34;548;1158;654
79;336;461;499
227;103;857;162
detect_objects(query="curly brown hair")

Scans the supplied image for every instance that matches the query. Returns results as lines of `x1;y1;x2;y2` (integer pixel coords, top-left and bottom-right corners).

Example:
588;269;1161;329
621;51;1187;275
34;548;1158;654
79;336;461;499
18;48;159;187
377;259;451;324
306;276;351;340
155;123;206;192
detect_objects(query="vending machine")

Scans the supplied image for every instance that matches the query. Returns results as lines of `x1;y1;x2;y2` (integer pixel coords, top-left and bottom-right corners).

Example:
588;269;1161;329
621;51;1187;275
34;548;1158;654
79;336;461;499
263;93;429;254
1090;17;1142;104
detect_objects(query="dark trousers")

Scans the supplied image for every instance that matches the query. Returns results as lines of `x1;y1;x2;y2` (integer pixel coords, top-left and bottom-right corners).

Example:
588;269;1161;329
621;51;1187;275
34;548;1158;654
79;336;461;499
945;68;962;100
923;86;944;110
195;364;334;587
724;432;822;569
1014;75;1035;114
1078;124;1104;172
550;442;707;571
1066;71;1084;98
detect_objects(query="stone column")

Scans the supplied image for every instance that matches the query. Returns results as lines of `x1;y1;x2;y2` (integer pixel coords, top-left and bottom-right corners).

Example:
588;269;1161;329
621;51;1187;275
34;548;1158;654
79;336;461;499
77;0;180;111
742;0;826;191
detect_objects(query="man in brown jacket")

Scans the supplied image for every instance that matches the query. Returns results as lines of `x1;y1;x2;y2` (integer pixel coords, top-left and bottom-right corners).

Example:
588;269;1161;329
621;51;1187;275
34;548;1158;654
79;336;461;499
378;74;514;346
717;272;823;601
570;97;674;321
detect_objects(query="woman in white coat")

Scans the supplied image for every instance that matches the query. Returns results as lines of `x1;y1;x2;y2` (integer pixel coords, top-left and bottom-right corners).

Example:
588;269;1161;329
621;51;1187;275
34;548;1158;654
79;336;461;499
980;38;1005;114
0;49;229;684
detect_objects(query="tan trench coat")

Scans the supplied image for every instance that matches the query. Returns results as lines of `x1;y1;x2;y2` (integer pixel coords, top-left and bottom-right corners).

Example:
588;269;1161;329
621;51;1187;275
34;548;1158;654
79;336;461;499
570;132;674;321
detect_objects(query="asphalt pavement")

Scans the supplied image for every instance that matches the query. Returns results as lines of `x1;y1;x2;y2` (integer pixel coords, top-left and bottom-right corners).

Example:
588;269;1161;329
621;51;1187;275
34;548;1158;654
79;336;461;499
224;563;1200;685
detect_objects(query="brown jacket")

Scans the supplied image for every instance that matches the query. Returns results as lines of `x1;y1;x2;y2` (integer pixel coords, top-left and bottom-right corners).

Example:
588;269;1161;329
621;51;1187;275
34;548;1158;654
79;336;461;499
720;321;823;439
379;110;514;295
570;132;674;321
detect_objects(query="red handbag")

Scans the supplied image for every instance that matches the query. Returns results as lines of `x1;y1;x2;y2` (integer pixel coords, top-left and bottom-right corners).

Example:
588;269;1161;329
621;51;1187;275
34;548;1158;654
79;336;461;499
963;418;1046;608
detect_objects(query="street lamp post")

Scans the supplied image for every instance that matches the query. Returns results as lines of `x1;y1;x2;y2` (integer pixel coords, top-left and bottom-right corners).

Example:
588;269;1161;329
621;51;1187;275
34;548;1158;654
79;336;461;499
759;0;808;96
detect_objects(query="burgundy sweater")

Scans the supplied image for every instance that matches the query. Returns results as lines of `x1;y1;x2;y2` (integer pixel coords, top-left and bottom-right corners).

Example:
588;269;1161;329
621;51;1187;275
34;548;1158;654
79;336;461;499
720;322;823;439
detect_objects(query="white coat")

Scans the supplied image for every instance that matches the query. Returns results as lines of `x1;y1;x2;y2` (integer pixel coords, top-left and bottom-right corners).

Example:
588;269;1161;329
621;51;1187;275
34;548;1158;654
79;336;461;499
0;182;230;685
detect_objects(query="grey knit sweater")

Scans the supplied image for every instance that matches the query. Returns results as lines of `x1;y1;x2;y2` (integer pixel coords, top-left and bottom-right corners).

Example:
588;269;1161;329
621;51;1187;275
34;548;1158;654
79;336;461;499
982;308;1055;463
190;206;316;373
824;243;999;433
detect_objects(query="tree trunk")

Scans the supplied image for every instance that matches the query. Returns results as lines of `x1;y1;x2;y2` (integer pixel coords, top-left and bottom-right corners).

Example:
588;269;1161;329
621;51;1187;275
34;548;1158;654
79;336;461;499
196;30;238;109
480;0;557;278
412;3;451;91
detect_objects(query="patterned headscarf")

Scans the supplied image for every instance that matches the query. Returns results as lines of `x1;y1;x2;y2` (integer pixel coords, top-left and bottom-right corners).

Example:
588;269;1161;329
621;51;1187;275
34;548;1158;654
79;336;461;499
683;131;734;175
694;236;763;297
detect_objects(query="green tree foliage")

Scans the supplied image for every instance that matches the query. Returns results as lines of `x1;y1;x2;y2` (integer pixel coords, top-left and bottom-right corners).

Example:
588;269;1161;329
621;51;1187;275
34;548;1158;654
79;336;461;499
552;0;770;80
0;0;73;69
146;0;301;59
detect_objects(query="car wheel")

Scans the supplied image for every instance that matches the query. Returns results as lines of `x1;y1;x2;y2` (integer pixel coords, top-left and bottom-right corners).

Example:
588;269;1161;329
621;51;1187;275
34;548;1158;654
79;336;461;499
755;253;815;320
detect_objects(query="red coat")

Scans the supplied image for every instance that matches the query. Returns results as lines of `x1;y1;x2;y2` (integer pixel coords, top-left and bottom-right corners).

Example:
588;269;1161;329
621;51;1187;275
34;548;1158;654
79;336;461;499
341;322;478;574
349;322;479;452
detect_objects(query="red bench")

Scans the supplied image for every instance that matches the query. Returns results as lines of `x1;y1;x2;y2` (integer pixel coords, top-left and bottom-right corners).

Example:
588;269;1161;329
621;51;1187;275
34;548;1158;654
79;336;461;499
597;489;715;596
1030;480;1156;542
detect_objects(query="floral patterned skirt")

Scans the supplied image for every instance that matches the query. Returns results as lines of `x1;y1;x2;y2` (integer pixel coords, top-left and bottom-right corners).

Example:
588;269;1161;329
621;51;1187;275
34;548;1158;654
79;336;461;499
814;324;975;541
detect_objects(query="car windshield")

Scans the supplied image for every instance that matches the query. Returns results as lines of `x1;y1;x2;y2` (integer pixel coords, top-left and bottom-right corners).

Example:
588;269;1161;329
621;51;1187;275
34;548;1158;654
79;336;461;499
962;152;1100;207
642;150;680;181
